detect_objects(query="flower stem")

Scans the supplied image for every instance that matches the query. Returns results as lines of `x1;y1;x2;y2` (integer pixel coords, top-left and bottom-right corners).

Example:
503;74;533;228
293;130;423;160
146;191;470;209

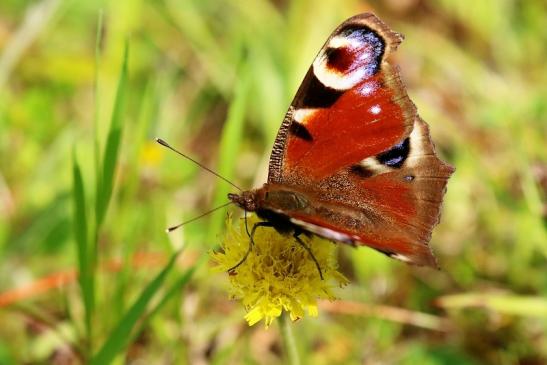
279;313;301;365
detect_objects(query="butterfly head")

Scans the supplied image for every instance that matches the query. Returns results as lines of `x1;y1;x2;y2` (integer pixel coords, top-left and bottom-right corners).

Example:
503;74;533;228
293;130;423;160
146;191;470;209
228;190;258;212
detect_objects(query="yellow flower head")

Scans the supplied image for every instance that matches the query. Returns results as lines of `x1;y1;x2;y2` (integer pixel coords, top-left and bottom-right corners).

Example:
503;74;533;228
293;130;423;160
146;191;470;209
211;214;349;327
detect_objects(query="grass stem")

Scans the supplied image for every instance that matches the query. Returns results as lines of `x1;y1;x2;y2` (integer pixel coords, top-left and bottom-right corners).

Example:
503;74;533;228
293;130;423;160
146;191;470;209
279;313;301;365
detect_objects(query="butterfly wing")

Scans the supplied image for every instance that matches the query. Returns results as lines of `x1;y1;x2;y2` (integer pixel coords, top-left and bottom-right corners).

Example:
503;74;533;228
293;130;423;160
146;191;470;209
269;13;415;184
265;13;454;267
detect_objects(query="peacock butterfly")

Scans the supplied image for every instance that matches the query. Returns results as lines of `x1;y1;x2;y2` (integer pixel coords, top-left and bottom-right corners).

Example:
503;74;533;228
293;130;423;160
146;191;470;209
228;13;454;269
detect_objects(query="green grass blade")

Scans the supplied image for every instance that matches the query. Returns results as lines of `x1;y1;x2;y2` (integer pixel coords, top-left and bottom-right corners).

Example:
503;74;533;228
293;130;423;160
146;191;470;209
71;152;93;348
145;265;197;321
90;251;181;365
95;42;129;229
93;10;104;212
132;264;197;342
437;293;547;318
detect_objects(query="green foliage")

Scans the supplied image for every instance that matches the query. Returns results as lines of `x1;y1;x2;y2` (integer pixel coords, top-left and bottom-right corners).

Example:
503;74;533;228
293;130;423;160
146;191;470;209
72;153;92;345
91;253;192;365
0;0;545;364
94;42;128;231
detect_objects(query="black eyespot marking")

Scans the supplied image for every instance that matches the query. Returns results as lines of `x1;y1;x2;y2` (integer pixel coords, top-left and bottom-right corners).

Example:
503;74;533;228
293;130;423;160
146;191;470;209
377;138;410;168
289;121;313;141
349;164;374;178
404;175;415;182
298;69;343;108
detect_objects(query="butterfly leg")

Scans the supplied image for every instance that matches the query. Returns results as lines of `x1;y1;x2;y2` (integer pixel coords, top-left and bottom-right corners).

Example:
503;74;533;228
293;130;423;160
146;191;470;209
227;221;274;273
293;231;324;280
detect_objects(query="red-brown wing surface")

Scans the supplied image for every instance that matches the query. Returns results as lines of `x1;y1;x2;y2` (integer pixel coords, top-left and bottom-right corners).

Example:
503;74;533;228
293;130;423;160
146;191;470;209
265;13;454;266
268;13;415;184
284;117;454;266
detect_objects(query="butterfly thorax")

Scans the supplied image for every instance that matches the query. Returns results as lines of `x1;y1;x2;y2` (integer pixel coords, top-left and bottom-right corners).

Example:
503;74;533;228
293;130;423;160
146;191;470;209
228;185;311;215
228;185;312;234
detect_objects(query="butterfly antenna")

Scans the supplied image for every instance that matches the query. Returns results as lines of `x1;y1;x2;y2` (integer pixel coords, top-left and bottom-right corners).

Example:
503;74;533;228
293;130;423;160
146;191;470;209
155;138;243;192
166;201;233;233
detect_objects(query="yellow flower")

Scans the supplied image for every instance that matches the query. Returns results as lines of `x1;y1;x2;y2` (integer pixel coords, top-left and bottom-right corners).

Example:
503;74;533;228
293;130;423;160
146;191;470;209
211;214;349;327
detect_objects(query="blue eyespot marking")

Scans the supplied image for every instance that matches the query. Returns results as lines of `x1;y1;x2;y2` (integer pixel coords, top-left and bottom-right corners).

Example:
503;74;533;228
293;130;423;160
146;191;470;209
376;138;410;168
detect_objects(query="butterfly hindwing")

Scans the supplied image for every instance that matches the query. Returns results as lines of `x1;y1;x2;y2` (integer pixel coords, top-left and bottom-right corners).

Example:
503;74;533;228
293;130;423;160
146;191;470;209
281;117;453;266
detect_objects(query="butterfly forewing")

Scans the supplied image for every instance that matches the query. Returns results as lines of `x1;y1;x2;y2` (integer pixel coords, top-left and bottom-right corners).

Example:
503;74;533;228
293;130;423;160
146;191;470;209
269;13;415;184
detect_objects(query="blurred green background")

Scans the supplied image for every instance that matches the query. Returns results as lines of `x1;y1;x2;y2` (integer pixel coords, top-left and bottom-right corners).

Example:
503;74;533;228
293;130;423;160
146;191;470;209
0;0;546;364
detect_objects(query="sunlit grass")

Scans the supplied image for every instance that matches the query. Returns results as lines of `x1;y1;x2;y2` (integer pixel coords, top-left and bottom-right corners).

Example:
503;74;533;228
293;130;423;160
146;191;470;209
0;0;545;364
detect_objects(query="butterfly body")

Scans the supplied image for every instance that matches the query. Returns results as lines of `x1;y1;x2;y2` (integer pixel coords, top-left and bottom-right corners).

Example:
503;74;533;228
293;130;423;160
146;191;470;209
229;13;454;268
